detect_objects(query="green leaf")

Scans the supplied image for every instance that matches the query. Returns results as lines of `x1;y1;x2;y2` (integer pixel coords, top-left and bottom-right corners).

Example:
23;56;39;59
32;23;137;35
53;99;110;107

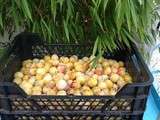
75;12;79;24
40;21;46;41
103;34;116;52
78;25;84;42
138;28;145;43
121;31;130;48
63;20;70;42
115;0;124;32
122;28;134;42
92;37;99;56
138;0;144;5
69;24;77;42
41;19;52;36
96;0;102;9
41;19;52;43
57;0;64;11
0;13;3;28
103;0;109;13
90;54;101;68
51;0;57;21
92;0;97;7
129;0;138;30
32;22;36;32
66;0;74;22
91;7;104;31
13;12;19;29
0;0;157;55
21;0;32;21
126;0;131;32
98;37;103;56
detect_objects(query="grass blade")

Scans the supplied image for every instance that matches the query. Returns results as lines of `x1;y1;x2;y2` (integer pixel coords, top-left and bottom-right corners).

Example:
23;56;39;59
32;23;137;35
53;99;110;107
51;0;57;21
92;36;99;56
129;0;138;30
91;7;104;31
41;19;52;43
63;20;70;42
0;13;3;28
126;0;131;32
103;0;109;13
21;0;32;21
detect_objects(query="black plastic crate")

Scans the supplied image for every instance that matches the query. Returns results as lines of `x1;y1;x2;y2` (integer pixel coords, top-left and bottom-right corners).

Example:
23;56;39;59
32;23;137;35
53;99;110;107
0;33;153;120
1;113;144;120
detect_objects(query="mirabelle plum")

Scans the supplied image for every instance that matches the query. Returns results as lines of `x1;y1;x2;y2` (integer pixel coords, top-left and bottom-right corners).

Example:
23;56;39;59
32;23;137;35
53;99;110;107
83;90;93;96
51;54;59;60
76;75;86;85
14;72;24;78
95;67;103;75
102;60;110;67
56;79;68;90
70;55;78;63
82;57;89;62
14;78;22;85
33;58;39;63
57;65;66;73
103;88;109;95
92;87;101;95
29;68;36;75
123;74;132;83
36;68;46;75
74;63;87;72
28;76;36;84
98;81;107;89
118;61;124;67
23;75;30;81
105;80;114;89
104;67;112;75
43;73;52;83
36;62;44;68
57;90;67;95
52;60;59;66
74;90;81;96
47;90;57;95
117;67;126;76
110;73;120;83
87;78;98;87
112;62;119;68
110;89;117;96
45;81;55;89
44;55;51;61
70;81;81;89
111;67;118;73
117;77;126;88
49;67;58;75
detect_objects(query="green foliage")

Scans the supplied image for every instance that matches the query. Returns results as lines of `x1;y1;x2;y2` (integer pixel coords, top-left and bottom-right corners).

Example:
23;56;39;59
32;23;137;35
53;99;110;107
0;0;159;56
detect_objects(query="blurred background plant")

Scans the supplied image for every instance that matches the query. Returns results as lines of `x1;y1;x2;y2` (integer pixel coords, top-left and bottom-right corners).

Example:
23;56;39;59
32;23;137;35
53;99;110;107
0;0;159;57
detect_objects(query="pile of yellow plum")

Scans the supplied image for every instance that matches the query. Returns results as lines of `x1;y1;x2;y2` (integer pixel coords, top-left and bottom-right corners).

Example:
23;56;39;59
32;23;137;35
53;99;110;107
14;54;132;96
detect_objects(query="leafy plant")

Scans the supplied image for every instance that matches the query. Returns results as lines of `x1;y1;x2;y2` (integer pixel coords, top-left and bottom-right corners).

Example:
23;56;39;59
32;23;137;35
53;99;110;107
0;0;159;56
